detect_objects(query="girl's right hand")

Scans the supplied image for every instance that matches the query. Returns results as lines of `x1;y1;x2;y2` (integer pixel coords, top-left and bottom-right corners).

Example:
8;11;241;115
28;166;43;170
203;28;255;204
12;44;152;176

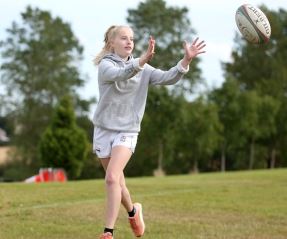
139;36;155;67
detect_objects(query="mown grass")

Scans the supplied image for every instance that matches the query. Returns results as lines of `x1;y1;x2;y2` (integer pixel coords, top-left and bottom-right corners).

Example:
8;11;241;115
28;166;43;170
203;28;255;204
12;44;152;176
0;169;287;239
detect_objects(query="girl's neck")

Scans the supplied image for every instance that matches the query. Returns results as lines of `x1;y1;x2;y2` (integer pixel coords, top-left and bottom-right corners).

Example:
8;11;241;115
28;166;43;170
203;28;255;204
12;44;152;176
113;52;130;61
120;55;130;62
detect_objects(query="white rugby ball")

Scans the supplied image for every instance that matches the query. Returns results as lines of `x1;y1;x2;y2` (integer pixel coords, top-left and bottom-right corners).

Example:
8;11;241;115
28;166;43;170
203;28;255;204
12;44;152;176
235;4;271;44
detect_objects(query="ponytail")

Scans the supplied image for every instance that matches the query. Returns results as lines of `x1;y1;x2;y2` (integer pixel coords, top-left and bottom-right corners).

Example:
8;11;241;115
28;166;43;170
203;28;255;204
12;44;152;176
94;25;117;65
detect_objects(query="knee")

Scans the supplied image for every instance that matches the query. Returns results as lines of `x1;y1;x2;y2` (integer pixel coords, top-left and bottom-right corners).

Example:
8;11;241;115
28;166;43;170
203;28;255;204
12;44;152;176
105;172;120;186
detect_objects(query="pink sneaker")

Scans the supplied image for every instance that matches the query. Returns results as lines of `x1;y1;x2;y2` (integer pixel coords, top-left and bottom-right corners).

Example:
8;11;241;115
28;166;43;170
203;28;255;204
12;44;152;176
128;203;145;237
99;232;113;239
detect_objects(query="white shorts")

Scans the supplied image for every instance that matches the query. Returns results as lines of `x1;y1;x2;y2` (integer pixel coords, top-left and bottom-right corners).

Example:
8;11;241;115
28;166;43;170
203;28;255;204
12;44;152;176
93;127;138;159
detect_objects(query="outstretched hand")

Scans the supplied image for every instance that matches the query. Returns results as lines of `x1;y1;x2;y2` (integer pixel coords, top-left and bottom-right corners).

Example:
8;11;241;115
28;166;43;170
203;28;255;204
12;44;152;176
181;37;206;68
139;36;155;67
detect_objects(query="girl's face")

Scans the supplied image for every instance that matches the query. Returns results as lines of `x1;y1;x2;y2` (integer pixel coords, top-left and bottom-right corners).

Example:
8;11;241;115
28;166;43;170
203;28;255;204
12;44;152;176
111;27;134;60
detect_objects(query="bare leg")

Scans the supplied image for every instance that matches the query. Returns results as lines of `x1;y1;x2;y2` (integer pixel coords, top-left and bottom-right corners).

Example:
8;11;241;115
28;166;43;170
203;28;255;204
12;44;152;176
120;173;133;212
99;146;133;229
100;160;133;212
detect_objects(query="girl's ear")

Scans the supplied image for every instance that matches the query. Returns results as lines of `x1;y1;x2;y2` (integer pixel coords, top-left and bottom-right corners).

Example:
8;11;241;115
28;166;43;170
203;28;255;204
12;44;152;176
109;41;114;52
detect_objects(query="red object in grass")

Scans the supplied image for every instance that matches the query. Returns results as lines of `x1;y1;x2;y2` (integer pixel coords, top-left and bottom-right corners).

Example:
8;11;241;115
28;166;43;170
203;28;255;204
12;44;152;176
24;168;67;183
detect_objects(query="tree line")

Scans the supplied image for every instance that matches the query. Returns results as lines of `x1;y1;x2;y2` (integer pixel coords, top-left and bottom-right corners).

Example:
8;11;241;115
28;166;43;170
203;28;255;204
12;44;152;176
0;0;286;181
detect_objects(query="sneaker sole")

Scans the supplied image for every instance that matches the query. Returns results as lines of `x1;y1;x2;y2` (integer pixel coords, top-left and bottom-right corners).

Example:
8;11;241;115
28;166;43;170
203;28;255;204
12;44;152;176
135;203;145;237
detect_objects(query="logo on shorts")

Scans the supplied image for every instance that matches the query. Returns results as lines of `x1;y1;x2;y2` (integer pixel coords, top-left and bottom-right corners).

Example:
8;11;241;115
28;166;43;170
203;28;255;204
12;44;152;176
95;148;101;152
120;136;126;142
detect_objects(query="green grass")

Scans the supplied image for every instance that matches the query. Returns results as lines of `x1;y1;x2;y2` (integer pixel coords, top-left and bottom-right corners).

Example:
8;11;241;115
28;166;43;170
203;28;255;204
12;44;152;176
1;169;287;239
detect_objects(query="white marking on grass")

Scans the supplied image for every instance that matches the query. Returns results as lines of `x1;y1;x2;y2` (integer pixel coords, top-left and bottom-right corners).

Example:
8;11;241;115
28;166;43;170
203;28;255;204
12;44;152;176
8;188;194;212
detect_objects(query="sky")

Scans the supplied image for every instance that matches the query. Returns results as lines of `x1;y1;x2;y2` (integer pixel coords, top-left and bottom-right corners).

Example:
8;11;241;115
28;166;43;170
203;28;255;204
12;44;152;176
1;0;287;117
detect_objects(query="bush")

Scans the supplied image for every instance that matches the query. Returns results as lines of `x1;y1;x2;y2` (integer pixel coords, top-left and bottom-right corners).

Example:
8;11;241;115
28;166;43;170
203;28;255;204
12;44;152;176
39;96;89;179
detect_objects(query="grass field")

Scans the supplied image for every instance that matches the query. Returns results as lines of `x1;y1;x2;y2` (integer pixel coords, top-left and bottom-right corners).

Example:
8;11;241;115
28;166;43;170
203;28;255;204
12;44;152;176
0;169;287;239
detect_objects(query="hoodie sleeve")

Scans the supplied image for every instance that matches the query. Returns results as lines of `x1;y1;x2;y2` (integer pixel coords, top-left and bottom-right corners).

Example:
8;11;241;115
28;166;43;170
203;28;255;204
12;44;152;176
149;60;189;85
99;58;144;83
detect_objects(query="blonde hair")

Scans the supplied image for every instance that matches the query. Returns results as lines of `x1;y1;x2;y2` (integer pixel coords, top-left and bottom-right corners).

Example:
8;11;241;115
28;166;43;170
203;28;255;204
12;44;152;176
94;25;131;65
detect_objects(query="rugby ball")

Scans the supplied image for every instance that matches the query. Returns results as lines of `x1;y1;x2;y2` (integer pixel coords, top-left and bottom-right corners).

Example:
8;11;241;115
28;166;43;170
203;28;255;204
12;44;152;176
235;4;271;44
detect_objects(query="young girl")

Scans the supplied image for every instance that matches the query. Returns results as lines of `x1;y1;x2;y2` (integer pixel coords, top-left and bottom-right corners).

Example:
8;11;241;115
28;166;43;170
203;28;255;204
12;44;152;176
93;25;206;239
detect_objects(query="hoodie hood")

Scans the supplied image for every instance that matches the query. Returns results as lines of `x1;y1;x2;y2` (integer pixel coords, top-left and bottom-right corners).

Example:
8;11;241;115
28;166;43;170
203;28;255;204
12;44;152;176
103;53;134;64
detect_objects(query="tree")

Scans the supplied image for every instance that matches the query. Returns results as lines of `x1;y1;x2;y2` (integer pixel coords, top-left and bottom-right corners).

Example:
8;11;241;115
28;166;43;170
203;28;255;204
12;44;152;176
174;98;222;173
223;6;287;168
238;91;279;169
209;78;245;171
0;6;91;167
210;77;280;170
39;95;89;179
127;0;202;95
125;0;205;175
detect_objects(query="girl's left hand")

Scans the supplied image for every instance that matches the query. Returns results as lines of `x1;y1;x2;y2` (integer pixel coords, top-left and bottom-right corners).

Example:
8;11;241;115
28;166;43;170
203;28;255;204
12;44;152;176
181;37;206;68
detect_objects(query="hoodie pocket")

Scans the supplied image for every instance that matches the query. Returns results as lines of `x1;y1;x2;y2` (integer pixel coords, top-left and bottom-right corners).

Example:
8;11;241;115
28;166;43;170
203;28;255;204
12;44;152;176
96;102;139;129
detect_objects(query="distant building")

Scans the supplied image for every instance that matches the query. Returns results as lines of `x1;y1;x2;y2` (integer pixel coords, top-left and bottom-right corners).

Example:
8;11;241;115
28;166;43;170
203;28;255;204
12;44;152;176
0;128;9;142
0;146;12;165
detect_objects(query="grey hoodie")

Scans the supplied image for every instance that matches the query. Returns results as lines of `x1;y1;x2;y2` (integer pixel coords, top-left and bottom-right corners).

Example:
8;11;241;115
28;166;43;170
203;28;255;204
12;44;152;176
92;53;189;132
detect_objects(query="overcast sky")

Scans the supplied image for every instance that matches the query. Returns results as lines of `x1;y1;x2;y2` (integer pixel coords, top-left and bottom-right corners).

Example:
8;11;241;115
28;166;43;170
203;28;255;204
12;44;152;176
1;0;286;117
